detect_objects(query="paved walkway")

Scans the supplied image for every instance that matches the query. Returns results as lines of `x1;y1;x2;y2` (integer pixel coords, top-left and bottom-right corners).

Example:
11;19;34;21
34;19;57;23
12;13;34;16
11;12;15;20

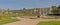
4;18;60;25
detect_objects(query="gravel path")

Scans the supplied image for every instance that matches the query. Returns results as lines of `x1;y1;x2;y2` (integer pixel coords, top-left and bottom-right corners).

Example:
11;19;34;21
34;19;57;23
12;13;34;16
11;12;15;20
4;18;60;25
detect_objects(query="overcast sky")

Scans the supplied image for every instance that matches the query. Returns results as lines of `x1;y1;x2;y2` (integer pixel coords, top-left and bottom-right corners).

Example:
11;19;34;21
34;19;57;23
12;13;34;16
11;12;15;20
0;0;60;10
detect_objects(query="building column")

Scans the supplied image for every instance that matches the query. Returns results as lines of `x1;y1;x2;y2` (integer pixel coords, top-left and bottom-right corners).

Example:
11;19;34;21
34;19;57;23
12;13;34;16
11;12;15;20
42;9;44;15
46;9;47;15
49;7;52;14
40;9;41;15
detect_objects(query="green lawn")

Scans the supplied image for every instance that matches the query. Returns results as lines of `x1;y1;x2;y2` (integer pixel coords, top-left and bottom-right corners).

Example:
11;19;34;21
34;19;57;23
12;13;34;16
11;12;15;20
0;15;18;25
37;21;60;25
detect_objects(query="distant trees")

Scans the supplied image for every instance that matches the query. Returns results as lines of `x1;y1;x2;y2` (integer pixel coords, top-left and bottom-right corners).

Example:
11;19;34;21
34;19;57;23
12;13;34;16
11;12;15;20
23;8;26;10
51;5;60;14
22;8;27;13
7;8;10;14
57;5;60;14
51;6;57;14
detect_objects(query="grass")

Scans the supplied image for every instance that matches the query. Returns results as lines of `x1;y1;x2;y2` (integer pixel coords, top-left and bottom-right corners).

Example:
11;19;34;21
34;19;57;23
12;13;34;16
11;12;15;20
37;21;60;25
0;15;18;25
0;13;36;25
0;22;3;25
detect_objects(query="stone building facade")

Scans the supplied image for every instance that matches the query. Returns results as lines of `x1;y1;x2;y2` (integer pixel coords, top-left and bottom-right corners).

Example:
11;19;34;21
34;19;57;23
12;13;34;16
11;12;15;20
33;8;52;15
1;8;52;16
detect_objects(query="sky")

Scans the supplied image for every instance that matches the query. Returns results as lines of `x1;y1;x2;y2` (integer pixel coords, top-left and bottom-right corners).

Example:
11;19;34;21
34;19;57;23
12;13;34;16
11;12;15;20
0;0;60;10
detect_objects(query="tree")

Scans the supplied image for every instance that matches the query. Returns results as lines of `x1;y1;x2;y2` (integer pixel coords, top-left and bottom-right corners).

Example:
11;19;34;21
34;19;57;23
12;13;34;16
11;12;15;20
51;6;57;14
57;5;60;14
7;8;10;14
23;8;26;13
58;5;60;8
51;5;60;18
23;8;26;10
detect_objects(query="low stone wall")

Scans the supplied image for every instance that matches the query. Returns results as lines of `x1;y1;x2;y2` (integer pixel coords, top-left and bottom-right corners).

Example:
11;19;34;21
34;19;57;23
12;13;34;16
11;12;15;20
41;16;60;19
20;16;37;18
